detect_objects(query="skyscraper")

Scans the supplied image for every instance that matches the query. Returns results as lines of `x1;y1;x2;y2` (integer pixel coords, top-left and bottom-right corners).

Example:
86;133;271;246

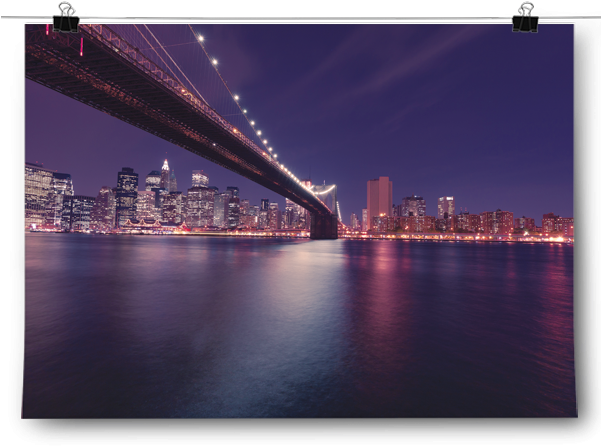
160;159;170;191
362;208;368;231
226;186;240;198
46;172;74;228
366;176;392;231
145;171;161;191
350;213;359;230
115;167;138;227
213;193;230;228
61;195;96;231
185;187;203;228
268;203;281;230
162;191;183;224
25;162;57;228
192;170;209;188
437;196;455;219
169;169;178;193
90;186;116;231
228;197;240;228
400;195;426;218
136;190;156;221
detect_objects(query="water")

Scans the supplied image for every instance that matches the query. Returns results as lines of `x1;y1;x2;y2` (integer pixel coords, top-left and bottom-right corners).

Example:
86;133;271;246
23;233;576;418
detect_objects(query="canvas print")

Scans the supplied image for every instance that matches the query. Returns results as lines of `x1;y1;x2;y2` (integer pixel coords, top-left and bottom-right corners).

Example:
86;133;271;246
24;23;575;417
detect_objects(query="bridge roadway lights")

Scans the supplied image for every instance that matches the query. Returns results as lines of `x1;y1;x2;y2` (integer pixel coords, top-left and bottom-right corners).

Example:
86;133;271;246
310;214;338;240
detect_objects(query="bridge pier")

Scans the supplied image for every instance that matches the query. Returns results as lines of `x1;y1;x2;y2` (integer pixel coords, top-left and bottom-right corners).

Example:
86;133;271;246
310;214;338;240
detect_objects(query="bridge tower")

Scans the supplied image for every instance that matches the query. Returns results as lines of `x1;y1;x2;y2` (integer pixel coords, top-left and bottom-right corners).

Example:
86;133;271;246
309;184;339;239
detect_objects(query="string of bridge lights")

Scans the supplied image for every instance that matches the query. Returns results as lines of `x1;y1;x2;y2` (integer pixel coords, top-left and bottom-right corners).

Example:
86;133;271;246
189;26;321;199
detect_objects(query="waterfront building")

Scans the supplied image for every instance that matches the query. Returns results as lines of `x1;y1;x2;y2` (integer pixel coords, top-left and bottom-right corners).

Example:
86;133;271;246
145;170;161;191
160;159;170;191
115;167;138;227
367;177;392;231
514;216;536;232
558;217;574;237
199;187;215;227
191;170;209;188
135;190;156;221
248;205;260;229
162;191;183;224
407;215;436;233
362;208;368;231
213;193;230;228
227;197;240;228
25;162;57;228
454;212;481;233
480;209;514;235
61;195;96;231
90;186;116;231
400;195;426;218
438;196;455;219
350;213;359;230
45;172;74;228
169;169;178;193
186;186;203;228
268;202;281;230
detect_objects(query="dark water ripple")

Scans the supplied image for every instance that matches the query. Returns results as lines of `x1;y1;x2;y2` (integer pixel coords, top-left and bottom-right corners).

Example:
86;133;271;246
23;234;576;417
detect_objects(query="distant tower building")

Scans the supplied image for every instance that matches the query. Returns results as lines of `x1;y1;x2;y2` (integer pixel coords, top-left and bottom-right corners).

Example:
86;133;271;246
248;205;260;228
226;186;240;198
213;193;230;228
25;162;60;228
228;197;240;228
186;187;202;228
367;177;392;231
268;203;281;230
480;209;514;235
240;199;251;226
438;196;455;219
400;195;426;217
350;213;359;230
199;187;215;227
61;195;96;231
145;170;161;191
162;191;183;224
192;170;209;188
259;198;270;229
169;169;178;193
160;159;170;191
90;186;116;231
115;167;138;227
362;208;368;231
46;171;74;228
136;190;156;221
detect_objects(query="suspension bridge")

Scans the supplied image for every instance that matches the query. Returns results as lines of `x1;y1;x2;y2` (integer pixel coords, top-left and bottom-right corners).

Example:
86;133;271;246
25;24;339;239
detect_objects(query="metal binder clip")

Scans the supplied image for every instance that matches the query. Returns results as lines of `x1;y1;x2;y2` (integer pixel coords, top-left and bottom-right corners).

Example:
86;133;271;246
53;2;80;33
513;2;538;33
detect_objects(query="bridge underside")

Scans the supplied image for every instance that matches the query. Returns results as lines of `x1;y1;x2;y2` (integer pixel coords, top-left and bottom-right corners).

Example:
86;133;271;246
310;214;338;240
25;24;333;220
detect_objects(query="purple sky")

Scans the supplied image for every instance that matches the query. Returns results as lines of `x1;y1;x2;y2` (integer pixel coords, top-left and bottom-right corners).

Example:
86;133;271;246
26;24;573;225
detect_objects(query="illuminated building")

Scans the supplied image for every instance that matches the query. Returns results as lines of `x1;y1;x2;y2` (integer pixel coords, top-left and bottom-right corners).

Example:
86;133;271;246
90;186;116;231
199;187;215;227
145;170;161;191
438;196;455;219
162;191;183;224
136;190;156;221
25;162;56;228
248;205;260;229
169;169;178;193
454;212;481;232
150;187;169;222
259;199;270;229
480;209;514;234
186;187;202;228
240;199;251;227
192;170;209;188
400;195;426;218
268;202;281;230
228;197;240;228
45;172;74;228
61;195;96;231
226;186;239;198
284;198;297;229
407;215;436;233
367;177;392;231
214;193;230;228
514;216;536;232
350;213;359;230
362;208;368;231
558;217;574;236
115;167;138;227
160;159;170;191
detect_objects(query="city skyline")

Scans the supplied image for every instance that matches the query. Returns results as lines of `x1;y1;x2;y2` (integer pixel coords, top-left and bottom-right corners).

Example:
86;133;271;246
25;24;573;224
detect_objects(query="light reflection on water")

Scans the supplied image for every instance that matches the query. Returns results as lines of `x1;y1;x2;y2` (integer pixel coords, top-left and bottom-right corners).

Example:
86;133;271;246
24;234;575;417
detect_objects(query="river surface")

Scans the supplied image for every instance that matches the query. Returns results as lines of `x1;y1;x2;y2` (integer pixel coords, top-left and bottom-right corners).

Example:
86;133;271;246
23;233;576;417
